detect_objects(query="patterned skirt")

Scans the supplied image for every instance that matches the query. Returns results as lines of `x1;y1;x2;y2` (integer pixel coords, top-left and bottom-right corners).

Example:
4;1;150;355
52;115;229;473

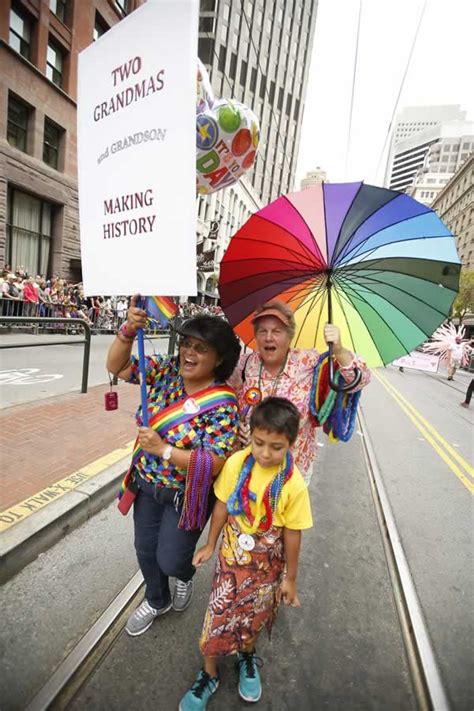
199;517;285;657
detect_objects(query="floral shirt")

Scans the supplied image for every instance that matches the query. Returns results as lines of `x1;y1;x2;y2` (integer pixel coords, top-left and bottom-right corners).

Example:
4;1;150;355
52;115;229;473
128;354;239;490
228;349;370;475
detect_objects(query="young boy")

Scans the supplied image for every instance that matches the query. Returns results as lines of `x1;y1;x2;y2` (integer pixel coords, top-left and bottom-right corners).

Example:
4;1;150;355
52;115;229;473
179;397;313;710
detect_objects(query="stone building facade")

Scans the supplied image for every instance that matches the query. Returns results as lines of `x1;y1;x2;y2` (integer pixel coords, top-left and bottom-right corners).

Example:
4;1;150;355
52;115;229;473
0;0;143;281
432;154;474;271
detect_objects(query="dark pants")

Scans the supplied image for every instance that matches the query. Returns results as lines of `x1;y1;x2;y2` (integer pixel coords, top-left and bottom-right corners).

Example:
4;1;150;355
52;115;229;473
133;478;214;610
464;379;474;405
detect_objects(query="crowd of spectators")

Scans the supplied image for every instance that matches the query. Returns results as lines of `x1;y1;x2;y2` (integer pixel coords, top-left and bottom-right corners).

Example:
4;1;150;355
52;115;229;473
1;264;224;332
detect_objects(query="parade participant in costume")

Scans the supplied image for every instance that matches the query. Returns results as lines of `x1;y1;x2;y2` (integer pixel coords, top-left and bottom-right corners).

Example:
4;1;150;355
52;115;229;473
179;397;312;710
229;301;370;485
447;336;464;381
422;323;466;382
106;296;241;636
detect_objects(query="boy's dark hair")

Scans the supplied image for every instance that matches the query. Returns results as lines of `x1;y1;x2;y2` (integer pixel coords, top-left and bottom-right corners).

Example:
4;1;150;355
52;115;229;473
250;397;300;445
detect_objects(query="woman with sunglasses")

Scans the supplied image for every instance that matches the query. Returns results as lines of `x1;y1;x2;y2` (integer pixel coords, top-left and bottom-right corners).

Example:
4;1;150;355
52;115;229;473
106;296;241;637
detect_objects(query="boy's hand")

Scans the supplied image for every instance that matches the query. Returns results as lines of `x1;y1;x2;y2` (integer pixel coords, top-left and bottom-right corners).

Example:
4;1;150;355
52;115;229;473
280;578;301;607
193;543;214;568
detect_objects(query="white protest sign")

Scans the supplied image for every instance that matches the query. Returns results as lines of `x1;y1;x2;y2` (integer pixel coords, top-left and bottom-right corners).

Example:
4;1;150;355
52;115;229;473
77;0;198;296
392;351;440;373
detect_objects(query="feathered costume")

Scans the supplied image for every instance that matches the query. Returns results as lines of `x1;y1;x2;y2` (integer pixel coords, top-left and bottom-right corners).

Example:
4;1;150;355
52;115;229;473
422;323;466;365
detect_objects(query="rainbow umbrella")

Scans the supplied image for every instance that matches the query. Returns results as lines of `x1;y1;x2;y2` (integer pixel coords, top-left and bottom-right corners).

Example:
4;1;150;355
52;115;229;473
219;182;461;373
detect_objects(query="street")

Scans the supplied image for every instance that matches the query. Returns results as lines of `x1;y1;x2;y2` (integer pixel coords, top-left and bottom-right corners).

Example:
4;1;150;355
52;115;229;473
361;364;473;710
0;363;472;709
0;333;169;409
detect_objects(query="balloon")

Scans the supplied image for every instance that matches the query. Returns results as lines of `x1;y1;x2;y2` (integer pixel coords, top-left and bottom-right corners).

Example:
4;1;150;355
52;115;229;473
196;58;214;114
196;99;260;195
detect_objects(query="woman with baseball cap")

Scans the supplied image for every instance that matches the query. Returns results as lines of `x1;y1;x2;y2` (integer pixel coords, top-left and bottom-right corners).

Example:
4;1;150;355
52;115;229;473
228;300;370;485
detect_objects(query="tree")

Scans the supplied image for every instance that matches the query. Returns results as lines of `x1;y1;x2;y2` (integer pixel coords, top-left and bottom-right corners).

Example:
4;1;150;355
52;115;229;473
452;269;474;322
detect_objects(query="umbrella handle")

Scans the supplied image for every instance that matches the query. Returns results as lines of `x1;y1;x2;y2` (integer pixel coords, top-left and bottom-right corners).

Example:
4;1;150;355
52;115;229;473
328;343;362;392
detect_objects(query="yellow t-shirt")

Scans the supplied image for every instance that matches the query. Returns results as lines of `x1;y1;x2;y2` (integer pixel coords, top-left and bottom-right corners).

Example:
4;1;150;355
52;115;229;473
213;446;313;534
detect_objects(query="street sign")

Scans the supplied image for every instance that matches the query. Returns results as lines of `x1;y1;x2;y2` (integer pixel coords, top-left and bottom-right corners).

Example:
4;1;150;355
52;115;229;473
77;0;198;296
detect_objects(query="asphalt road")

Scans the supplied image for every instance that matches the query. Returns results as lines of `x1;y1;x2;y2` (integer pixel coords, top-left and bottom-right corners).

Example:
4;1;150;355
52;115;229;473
0;333;170;409
361;364;473;711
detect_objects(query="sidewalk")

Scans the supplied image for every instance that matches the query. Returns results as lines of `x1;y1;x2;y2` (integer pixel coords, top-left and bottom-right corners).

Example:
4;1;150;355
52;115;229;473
0;381;142;580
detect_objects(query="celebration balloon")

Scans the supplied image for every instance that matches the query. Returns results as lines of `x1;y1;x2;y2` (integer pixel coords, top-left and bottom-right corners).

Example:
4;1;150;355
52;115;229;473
196;58;215;114
196;99;260;195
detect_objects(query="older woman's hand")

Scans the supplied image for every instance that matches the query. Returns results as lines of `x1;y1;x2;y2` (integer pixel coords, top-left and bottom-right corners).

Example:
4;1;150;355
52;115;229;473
324;323;342;355
126;295;147;335
238;418;251;447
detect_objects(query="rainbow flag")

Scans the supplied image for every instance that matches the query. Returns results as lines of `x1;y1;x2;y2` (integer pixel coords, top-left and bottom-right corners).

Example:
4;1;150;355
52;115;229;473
143;296;178;327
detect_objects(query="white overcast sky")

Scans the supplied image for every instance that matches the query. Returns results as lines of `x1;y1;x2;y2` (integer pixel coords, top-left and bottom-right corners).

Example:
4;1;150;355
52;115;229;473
295;0;474;187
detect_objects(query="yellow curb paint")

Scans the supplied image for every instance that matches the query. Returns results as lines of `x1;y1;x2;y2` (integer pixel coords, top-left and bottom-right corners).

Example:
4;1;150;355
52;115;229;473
374;372;474;495
0;440;134;533
376;371;474;479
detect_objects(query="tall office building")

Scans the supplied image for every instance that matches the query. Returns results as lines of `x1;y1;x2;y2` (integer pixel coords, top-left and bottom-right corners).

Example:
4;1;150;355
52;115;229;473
195;0;318;297
198;0;317;206
383;105;469;192
386;120;473;196
0;0;143;280
300;167;327;189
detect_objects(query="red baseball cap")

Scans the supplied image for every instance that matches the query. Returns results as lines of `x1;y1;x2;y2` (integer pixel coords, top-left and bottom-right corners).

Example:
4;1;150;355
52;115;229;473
251;306;291;327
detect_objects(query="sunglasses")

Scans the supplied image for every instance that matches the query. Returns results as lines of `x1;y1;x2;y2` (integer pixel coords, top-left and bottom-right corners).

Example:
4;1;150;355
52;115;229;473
178;336;212;355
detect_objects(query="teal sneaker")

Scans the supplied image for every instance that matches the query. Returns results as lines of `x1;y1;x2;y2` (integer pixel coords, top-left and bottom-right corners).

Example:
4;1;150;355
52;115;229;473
179;669;219;711
237;650;263;702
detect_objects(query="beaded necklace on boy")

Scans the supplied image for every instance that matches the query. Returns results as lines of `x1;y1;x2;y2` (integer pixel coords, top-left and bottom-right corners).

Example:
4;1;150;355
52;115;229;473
227;451;294;533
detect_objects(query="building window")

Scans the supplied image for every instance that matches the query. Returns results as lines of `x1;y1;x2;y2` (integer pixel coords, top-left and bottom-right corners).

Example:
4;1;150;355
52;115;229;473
259;75;266;100
199;16;215;32
294;99;300;121
286;93;292;116
43;118;62;169
269;81;275;103
239;60;248;87
7;94;30;153
201;0;216;10
50;0;67;23
198;37;213;66
9;7;32;60
94;13;109;41
250;67;257;93
218;45;226;72
278;87;284;111
114;0;130;14
229;52;237;79
7;190;53;278
46;41;64;87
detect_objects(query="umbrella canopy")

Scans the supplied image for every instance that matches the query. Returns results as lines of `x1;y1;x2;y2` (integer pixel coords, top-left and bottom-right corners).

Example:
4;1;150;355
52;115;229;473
219;182;461;368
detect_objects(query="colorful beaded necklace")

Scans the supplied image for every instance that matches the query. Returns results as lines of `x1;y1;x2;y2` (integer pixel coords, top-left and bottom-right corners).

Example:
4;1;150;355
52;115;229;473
227;451;294;532
310;351;361;442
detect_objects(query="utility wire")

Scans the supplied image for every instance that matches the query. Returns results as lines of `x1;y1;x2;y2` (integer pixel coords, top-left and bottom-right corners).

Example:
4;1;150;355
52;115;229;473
374;1;427;185
240;6;300;180
344;0;362;179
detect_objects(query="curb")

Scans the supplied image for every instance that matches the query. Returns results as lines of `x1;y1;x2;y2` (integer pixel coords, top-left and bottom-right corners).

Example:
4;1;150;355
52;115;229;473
0;456;130;584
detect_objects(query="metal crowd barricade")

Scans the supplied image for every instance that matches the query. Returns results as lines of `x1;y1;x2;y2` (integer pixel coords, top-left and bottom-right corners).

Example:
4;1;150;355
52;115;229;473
0;316;91;393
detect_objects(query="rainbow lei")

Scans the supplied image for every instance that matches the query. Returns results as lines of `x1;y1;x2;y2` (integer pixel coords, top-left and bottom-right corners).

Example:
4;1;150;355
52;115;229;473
227;451;294;532
178;448;214;531
310;351;361;443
